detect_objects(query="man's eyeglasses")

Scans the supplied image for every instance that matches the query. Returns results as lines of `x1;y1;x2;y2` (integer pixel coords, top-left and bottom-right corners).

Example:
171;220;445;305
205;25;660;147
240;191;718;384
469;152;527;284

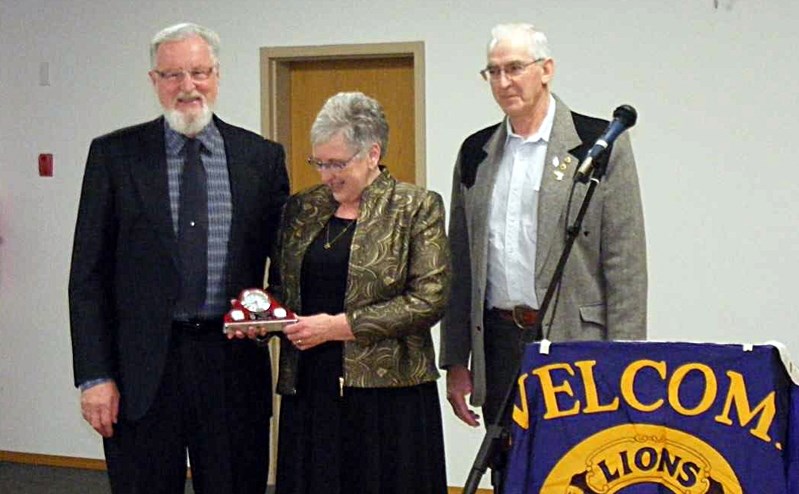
480;58;545;82
306;150;361;172
153;67;216;84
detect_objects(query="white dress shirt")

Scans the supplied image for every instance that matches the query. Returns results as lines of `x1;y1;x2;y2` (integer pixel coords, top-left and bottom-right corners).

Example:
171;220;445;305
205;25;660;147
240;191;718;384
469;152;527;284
486;95;556;310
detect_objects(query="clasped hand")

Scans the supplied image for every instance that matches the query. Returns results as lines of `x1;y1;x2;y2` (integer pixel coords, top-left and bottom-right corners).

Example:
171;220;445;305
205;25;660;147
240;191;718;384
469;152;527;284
230;313;354;350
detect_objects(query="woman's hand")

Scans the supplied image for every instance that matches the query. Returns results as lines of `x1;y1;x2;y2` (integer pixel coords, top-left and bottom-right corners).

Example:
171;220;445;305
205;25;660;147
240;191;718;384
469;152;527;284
227;324;272;340
283;313;354;350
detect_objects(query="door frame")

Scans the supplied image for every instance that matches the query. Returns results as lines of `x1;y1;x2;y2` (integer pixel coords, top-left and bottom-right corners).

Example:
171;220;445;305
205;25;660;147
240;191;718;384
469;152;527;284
260;41;426;185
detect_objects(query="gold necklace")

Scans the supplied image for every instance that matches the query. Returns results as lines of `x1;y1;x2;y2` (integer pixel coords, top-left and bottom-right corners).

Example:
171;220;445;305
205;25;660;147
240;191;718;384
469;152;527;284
323;218;355;249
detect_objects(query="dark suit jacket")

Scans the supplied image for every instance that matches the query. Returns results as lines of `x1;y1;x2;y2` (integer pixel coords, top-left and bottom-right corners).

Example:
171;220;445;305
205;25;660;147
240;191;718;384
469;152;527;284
440;95;647;407
69;115;289;420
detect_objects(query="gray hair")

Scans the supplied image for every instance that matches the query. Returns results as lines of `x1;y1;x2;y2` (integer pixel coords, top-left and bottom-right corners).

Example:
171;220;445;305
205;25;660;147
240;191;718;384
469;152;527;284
487;23;551;61
310;92;389;160
150;22;220;69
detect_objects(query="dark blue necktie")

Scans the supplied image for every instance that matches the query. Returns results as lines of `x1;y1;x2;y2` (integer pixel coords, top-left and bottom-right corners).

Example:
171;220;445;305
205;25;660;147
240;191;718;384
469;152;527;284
176;138;208;315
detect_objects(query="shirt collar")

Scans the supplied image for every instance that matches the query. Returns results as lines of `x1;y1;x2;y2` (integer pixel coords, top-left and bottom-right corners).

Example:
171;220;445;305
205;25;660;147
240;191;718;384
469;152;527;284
164;116;219;154
504;93;557;144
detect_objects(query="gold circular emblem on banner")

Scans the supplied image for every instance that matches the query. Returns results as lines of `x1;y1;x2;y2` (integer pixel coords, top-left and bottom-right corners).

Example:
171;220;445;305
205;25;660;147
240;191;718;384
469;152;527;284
541;424;742;494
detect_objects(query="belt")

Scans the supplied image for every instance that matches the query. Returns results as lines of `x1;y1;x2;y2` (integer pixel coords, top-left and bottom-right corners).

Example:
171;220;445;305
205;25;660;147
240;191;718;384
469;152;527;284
488;305;539;329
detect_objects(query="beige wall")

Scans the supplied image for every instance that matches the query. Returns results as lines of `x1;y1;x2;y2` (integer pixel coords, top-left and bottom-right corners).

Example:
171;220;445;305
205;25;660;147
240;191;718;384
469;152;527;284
2;0;798;489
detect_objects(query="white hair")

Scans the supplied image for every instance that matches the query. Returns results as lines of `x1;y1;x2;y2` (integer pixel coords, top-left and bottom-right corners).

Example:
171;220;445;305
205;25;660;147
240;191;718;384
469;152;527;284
487;23;552;61
150;22;220;69
310;92;389;160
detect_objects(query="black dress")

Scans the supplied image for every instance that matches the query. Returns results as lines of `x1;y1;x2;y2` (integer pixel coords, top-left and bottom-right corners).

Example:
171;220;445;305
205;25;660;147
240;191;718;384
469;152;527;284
276;216;447;494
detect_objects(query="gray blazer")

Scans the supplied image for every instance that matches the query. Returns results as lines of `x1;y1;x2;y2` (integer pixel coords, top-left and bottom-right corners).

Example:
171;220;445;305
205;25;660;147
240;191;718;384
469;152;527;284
439;95;647;407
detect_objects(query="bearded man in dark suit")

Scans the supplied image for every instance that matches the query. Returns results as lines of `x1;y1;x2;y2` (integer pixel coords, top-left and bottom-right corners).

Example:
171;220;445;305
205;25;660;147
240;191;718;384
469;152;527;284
69;22;288;494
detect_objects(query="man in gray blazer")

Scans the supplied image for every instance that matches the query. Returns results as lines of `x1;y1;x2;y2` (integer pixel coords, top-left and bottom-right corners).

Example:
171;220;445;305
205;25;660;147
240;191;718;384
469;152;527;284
440;23;647;428
69;23;288;493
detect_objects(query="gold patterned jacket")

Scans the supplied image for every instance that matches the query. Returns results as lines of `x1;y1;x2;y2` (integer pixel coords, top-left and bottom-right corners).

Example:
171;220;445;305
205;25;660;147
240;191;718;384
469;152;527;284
272;168;450;395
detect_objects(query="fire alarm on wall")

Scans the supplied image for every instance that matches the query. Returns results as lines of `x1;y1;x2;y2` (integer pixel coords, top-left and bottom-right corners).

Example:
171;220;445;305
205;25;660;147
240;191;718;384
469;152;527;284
38;153;53;177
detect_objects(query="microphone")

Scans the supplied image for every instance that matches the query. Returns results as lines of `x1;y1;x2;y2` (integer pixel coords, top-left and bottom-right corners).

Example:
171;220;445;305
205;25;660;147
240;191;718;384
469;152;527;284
574;105;637;182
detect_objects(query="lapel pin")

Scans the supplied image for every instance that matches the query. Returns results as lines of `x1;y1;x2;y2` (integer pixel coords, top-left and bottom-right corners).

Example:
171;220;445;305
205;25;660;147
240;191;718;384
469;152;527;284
554;170;564;181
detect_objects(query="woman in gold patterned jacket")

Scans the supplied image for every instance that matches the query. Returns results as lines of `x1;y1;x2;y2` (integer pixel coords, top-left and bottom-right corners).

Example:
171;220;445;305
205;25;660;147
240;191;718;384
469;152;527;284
270;92;450;494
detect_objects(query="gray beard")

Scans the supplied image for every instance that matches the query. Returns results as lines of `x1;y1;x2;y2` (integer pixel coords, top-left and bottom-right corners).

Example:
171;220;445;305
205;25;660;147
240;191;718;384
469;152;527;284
164;105;213;136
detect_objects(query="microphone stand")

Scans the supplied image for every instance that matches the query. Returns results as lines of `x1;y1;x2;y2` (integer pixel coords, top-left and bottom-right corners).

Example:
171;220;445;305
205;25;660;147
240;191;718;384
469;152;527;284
461;169;605;494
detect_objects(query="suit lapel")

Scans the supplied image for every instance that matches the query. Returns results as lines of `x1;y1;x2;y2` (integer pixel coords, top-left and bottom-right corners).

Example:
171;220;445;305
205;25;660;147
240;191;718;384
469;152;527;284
218;116;282;292
129;117;178;266
216;117;254;272
535;96;583;278
218;118;246;221
471;124;507;291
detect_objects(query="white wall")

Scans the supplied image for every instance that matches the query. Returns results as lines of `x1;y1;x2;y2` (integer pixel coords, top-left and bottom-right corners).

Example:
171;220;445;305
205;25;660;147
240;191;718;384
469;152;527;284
2;0;798;489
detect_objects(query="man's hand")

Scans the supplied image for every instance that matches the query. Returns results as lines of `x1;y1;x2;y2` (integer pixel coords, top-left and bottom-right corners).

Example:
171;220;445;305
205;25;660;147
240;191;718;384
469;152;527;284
446;365;480;427
80;381;120;438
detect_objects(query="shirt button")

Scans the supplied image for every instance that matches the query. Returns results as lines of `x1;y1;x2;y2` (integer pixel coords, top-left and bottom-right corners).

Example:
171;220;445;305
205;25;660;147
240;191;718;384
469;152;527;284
190;221;196;227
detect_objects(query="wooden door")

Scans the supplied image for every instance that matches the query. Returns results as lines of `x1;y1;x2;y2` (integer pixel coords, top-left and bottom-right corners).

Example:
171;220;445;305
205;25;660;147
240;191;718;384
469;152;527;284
261;42;426;193
287;57;414;192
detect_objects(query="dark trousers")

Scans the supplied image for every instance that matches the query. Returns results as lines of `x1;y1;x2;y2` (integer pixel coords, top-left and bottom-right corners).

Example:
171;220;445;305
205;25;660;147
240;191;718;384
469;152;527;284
481;310;528;426
482;310;535;491
104;325;271;494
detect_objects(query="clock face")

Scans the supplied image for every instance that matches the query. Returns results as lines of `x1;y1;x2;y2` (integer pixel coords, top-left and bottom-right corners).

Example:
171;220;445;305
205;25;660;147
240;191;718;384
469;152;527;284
240;289;271;313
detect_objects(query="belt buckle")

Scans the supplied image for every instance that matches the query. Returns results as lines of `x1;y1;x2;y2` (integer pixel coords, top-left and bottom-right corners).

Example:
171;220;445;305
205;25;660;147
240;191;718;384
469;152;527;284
512;304;536;329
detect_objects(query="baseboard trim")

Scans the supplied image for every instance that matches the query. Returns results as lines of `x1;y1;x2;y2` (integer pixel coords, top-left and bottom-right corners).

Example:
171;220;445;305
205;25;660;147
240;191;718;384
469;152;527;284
0;450;106;471
0;450;492;493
